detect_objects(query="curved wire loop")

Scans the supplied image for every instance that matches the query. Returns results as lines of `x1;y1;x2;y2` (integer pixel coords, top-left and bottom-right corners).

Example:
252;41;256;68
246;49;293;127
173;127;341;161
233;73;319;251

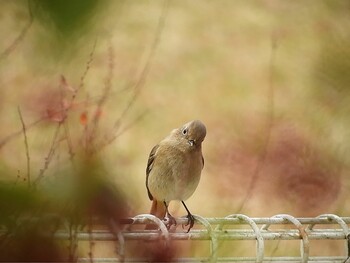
116;231;125;262
307;214;349;260
192;214;216;263
109;218;125;262
263;214;309;263
134;214;170;240
216;214;264;263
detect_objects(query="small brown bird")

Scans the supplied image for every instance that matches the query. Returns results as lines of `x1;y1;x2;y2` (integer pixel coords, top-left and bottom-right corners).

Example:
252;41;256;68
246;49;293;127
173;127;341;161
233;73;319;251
146;120;206;232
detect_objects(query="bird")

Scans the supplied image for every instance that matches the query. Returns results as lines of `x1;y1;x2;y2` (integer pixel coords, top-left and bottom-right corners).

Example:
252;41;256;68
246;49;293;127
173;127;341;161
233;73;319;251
145;120;206;232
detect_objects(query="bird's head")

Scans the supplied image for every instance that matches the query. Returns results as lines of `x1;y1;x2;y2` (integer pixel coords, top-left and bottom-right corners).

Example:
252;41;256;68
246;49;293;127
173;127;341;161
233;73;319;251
177;120;206;148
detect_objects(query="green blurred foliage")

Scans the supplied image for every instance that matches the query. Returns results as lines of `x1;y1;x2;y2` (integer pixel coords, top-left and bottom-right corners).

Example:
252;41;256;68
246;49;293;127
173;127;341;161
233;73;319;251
33;0;104;36
0;182;38;224
0;157;128;261
27;0;113;61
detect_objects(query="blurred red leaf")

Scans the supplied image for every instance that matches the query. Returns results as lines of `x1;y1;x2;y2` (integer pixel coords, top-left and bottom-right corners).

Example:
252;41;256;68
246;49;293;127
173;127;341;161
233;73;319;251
80;111;88;126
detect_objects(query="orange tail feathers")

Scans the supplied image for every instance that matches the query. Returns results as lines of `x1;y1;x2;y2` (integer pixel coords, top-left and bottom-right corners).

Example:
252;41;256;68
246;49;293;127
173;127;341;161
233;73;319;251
146;199;166;230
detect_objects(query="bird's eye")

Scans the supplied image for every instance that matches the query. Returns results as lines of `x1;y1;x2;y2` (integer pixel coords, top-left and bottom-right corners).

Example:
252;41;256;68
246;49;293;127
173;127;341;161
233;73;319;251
182;128;188;135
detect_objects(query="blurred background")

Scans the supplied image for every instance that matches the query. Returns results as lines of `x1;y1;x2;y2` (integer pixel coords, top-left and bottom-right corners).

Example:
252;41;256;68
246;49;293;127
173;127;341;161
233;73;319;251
0;0;350;260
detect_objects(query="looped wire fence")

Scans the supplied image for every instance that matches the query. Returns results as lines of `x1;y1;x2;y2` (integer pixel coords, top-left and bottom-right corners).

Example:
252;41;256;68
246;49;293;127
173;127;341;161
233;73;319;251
53;213;350;262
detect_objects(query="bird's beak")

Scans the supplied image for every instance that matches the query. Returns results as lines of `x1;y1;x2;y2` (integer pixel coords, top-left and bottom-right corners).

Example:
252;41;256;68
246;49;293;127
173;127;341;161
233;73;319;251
188;140;195;146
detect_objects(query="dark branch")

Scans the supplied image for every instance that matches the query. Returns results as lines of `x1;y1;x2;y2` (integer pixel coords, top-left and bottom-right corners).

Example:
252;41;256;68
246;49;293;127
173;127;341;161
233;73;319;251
17;106;31;187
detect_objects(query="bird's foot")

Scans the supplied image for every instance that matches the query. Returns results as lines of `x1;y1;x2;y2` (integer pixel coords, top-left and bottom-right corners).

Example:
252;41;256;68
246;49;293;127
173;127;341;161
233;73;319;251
164;213;177;229
182;213;195;233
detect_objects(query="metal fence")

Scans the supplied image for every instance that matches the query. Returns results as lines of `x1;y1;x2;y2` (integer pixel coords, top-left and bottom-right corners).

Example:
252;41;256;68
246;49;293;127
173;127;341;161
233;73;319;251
51;213;350;262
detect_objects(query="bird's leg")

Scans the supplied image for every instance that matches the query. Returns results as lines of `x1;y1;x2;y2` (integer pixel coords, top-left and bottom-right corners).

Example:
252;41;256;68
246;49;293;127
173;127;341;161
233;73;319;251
181;201;195;232
163;201;177;228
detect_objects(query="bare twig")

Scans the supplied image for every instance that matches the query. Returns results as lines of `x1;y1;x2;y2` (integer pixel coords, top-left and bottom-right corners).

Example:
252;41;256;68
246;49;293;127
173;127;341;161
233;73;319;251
99;42;114;114
89;42;115;141
0;94;103;150
89;0;169;154
0;87;106;150
63;40;97;155
59;76;76;163
0;117;44;149
34;75;75;185
0;0;34;61
58;40;97;154
17;106;31;187
113;111;148;140
34;123;61;185
94;111;148;155
113;0;170;131
44;39;96;161
236;34;278;213
62;121;75;162
75;39;97;99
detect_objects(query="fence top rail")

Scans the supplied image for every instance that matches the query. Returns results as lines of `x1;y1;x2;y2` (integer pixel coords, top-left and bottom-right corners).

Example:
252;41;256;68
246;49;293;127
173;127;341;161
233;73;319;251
5;213;350;227
131;215;350;226
3;213;350;263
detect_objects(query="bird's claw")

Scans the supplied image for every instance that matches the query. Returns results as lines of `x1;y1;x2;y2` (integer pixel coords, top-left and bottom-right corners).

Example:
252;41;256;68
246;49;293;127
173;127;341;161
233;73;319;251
182;213;195;233
164;213;177;229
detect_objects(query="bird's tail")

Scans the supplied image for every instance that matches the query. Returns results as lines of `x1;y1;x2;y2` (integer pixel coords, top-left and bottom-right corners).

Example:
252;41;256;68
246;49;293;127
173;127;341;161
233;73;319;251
145;199;166;230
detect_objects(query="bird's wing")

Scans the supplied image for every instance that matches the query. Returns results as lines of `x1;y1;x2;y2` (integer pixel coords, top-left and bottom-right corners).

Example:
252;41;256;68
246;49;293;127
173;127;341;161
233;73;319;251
146;144;159;200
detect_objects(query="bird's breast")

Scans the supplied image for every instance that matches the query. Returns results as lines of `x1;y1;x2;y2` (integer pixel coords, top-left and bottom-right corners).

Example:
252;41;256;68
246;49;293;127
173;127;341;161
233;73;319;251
147;144;203;202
